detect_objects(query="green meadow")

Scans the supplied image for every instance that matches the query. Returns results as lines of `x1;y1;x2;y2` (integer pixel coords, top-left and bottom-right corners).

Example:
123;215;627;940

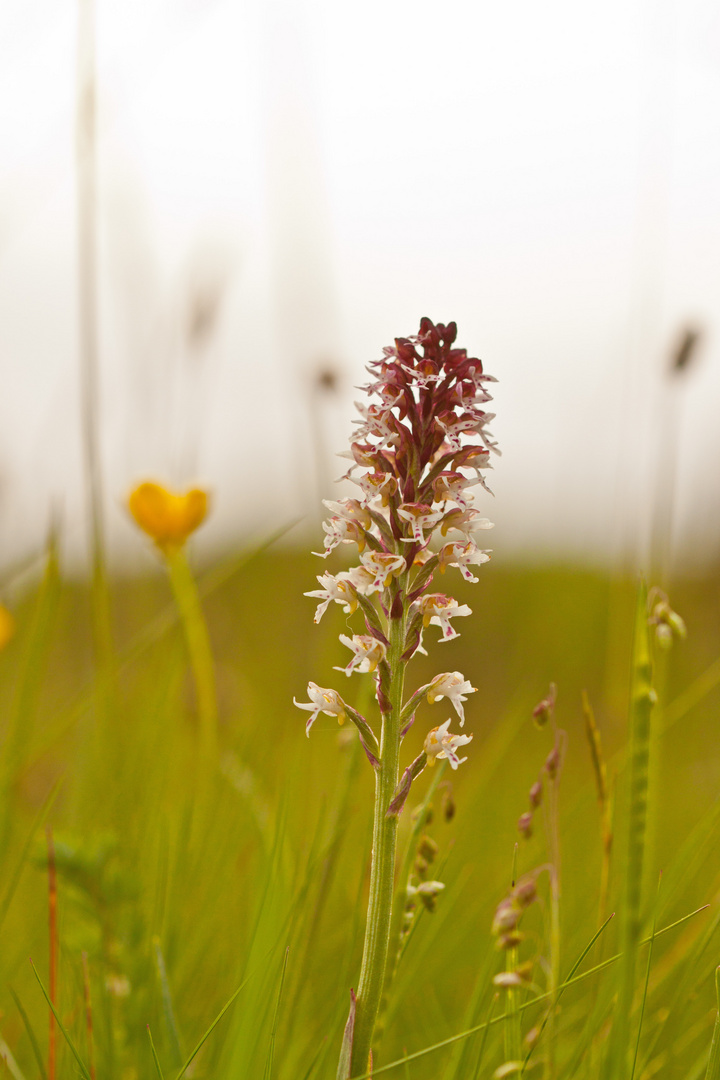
0;537;718;1079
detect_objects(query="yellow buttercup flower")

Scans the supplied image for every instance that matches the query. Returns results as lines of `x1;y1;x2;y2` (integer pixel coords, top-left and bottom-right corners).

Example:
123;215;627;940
128;481;209;553
0;605;14;651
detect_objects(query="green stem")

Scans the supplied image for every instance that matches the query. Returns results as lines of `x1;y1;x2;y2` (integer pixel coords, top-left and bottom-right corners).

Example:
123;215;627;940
390;762;446;977
504;941;521;1064
166;547;218;771
349;589;407;1077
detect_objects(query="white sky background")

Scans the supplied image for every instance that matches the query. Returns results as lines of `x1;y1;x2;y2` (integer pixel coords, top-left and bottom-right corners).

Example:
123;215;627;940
2;0;720;575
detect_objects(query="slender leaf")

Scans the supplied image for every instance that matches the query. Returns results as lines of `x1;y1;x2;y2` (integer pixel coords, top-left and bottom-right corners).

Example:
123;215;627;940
31;961;92;1080
263;947;290;1080
175;967;258;1080
705;968;720;1080
147;1026;165;1080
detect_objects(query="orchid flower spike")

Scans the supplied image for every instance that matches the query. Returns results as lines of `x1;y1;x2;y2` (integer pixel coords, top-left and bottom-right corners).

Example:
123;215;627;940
298;319;499;1075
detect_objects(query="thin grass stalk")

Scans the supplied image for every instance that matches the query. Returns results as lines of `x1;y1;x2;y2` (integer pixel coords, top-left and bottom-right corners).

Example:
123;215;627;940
21;537;281;776
81;953;96;1080
76;0;113;692
545;743;562;1078
348;903;707;1080
582;691;613;929
154;937;185;1068
46;828;57;1080
630;880;659;1080
0;530;61;857
147;1027;165;1080
9;990;47;1080
442;953;494;1080
263;947;290;1080
349;574;408;1076
704;968;720;1080
31;963;92;1080
473;992;500;1079
283;730;363;1047
522;914;615;1075
504;843;522;1067
0;778;62;936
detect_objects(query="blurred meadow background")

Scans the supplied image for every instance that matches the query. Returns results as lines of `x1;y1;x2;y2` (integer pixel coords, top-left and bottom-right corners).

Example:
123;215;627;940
2;0;720;1078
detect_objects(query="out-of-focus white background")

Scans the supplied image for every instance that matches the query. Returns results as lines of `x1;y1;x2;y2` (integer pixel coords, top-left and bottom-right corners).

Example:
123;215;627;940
2;0;720;571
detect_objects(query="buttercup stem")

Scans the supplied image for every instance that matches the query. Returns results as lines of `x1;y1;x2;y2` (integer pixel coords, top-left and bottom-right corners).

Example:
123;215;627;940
349;577;408;1076
166;547;218;771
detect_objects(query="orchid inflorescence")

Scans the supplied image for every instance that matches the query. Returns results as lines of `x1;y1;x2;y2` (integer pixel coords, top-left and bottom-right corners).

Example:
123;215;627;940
296;317;500;1075
296;315;499;794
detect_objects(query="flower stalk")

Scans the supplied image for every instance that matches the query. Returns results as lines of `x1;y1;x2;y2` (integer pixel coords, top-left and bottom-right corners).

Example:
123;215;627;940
295;318;499;1076
128;481;218;772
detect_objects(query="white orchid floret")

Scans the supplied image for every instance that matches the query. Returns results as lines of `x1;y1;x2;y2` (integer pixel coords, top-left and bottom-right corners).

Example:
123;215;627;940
424;718;473;769
304;572;357;623
337;443;380;472
294;682;347;736
359;377;404;410
412;547;435;567
335;634;387;676
416;594;472;642
440;508;494;541
352;471;398;507
438;541;492;583
352;402;398;446
359;551;406;592
397;503;444;545
427;672;477;726
432;471;476;509
322;498;372;530
435;414;484;452
456;446;493;479
314;516;368;558
345;564;378;596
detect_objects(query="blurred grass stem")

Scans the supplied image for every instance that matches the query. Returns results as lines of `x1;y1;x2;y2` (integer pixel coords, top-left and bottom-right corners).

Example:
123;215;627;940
76;0;113;695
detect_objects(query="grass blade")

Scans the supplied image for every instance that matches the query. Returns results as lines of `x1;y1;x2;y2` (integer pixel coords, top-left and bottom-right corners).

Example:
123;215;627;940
522;912;615;1072
630;881;659;1079
174;967;258;1080
472;991;500;1079
9;990;47;1080
300;1036;328;1080
0;777;62;935
705;968;720;1080
31;961;92;1080
263;946;290;1080
348;904;707;1079
153;936;185;1067
147;1026;165;1080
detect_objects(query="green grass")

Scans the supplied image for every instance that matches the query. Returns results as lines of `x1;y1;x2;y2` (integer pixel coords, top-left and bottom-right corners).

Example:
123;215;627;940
0;542;719;1078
